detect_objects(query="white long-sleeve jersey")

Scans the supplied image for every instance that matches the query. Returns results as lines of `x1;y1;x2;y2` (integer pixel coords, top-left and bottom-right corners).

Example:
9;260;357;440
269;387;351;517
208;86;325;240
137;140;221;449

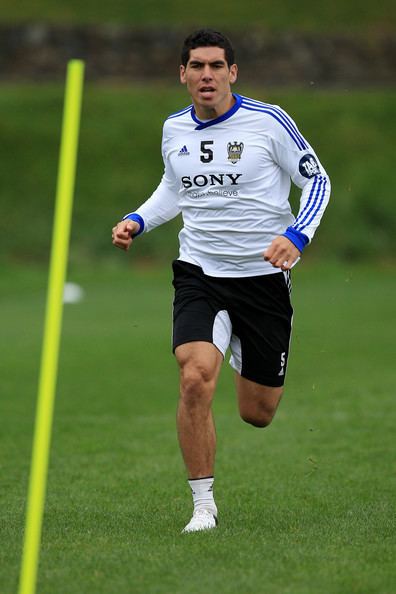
127;93;331;277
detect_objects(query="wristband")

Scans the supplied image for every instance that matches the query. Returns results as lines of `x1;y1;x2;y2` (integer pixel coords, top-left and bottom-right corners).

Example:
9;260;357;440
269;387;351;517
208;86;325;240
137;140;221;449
282;226;309;253
121;213;145;237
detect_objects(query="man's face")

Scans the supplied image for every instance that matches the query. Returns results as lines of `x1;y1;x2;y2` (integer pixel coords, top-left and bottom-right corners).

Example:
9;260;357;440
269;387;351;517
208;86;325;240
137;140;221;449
180;47;238;118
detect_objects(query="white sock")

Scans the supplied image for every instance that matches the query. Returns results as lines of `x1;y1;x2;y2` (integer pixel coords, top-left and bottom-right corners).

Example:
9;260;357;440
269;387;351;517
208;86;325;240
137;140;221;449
188;477;217;517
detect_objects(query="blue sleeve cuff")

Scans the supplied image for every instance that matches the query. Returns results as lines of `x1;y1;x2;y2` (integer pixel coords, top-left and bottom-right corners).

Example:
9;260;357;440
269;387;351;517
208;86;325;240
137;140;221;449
282;226;309;253
121;213;145;237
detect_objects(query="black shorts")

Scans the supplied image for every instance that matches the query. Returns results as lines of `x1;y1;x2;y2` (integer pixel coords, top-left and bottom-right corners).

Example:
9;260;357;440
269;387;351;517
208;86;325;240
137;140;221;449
172;260;293;387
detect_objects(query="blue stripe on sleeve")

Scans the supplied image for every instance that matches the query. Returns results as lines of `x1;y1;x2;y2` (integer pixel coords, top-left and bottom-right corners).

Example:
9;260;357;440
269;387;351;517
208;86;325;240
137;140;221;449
241;97;309;149
294;176;327;233
293;175;319;228
296;178;328;232
240;97;308;150
166;105;193;120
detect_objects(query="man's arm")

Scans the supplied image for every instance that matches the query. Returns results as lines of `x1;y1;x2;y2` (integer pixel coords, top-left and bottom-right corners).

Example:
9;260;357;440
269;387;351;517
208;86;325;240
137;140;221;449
112;119;181;252
266;171;330;271
112;175;181;251
265;109;331;270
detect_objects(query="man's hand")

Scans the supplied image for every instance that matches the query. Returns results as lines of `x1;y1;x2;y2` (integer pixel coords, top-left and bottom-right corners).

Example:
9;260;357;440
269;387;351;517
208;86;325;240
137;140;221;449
263;236;301;271
112;220;140;251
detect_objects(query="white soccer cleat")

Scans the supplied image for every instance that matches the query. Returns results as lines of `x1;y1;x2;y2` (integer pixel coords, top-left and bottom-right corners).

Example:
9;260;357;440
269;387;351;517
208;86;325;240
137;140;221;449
182;509;218;534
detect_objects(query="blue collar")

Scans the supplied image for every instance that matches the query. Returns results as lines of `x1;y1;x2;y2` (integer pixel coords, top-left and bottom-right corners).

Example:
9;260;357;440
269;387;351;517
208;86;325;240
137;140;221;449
191;94;242;130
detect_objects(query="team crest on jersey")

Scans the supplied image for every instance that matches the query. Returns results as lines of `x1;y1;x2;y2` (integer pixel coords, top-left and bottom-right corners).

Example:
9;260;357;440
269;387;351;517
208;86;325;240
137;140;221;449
227;141;244;164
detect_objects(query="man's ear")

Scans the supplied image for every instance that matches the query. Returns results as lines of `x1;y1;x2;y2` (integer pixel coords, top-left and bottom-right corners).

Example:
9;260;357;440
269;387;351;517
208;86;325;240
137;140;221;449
180;65;187;84
229;64;238;85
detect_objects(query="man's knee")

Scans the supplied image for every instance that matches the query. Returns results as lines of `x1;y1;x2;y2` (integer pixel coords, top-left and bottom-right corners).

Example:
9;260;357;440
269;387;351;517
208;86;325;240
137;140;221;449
239;407;275;428
180;363;214;404
237;377;283;428
176;343;223;409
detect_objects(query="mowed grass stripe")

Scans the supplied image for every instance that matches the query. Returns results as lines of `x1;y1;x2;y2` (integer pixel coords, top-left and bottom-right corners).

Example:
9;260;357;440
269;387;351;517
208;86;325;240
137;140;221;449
0;262;395;593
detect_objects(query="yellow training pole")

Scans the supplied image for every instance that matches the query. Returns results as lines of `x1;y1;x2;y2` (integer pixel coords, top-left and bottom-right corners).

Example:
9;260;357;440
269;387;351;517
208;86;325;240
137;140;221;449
18;60;84;594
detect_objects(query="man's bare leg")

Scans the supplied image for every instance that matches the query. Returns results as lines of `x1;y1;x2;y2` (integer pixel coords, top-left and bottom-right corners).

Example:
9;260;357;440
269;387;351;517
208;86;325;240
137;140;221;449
176;341;223;476
235;374;283;427
175;341;223;532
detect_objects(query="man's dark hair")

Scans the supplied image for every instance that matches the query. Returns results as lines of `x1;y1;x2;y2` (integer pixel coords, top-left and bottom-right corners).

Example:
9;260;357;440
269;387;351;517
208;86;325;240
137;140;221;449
181;29;235;67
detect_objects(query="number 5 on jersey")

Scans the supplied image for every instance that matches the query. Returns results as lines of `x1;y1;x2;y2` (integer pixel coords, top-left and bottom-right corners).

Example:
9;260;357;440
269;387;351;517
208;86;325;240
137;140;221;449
200;141;214;163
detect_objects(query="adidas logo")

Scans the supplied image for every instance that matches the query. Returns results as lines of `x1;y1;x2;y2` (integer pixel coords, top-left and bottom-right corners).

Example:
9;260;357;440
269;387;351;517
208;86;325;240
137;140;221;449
178;145;190;156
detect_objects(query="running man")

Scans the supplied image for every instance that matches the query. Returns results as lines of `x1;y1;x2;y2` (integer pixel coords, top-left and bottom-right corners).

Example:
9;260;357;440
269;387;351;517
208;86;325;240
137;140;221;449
112;29;331;533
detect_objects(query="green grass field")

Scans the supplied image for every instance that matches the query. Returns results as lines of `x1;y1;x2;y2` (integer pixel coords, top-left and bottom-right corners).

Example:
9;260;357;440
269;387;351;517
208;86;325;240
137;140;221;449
1;260;395;593
2;3;395;590
1;0;395;31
